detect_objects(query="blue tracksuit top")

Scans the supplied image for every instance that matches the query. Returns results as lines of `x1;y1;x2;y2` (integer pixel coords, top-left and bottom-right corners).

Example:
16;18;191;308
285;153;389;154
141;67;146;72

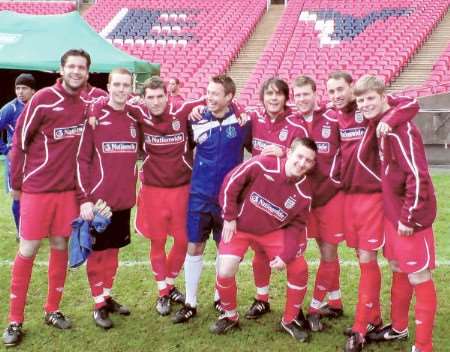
189;108;251;212
0;98;25;155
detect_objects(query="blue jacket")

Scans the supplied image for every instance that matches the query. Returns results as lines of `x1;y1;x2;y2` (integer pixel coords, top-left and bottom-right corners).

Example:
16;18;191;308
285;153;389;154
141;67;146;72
0;98;24;155
189;109;251;212
69;214;111;268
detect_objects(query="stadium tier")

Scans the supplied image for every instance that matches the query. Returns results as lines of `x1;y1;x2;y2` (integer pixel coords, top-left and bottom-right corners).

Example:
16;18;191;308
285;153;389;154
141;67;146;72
84;0;267;99
0;1;75;14
240;0;449;106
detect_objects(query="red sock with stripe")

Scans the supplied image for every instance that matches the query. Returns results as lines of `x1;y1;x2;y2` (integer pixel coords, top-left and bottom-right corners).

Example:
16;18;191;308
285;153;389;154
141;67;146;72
216;276;238;319
149;239;169;297
45;248;68;313
9;253;35;323
309;260;334;313
87;250;106;309
103;248;119;299
284;256;308;323
327;259;343;309
414;280;436;352
252;250;270;302
166;231;187;290
391;271;413;332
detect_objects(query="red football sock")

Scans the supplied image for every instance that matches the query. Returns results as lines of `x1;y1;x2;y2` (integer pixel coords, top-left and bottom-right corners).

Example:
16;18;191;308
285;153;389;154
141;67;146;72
216;276;237;313
327;259;343;309
252;249;270;302
414;280;436;352
391;272;413;332
353;261;381;334
166;230;188;286
284;256;308;323
44;248;68;313
86;250;106;309
9;253;35;323
103;248;119;298
149;239;169;297
309;260;334;313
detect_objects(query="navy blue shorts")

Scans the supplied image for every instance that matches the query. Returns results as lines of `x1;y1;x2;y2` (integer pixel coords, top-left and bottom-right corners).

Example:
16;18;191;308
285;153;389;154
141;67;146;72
92;208;131;251
187;210;223;243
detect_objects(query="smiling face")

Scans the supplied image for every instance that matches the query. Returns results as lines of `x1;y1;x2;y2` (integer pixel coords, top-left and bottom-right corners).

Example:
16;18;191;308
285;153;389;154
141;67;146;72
355;90;387;120
60;55;89;94
326;77;353;110
108;73;132;109
293;84;316;114
263;83;286;118
285;142;316;178
207;81;232;117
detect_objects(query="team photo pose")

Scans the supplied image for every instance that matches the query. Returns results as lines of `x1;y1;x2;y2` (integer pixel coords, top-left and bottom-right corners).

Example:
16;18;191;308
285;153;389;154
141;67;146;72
212;137;316;340
354;75;437;352
3;49;91;347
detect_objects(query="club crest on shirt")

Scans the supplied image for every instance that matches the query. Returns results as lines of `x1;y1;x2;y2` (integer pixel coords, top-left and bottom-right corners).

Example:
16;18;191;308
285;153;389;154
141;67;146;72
284;196;296;209
321;125;331;139
355;111;364;123
279;128;288;142
130;126;136;138
226;125;237;139
172;119;181;131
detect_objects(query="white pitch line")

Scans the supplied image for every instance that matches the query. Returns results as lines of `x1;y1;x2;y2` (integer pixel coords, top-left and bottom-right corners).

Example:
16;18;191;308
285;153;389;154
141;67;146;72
0;260;449;267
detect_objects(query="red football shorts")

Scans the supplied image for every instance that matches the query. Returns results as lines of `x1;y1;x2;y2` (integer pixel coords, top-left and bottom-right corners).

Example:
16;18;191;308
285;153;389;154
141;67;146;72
383;219;435;273
219;229;306;260
135;183;189;239
19;191;77;240
307;192;345;244
343;192;384;251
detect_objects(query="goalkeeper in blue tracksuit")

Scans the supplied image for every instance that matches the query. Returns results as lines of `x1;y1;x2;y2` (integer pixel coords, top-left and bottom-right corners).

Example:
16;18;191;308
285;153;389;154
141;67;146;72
172;75;252;323
0;74;36;241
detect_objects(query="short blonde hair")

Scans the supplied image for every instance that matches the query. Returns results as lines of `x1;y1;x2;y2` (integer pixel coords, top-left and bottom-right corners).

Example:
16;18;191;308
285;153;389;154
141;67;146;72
353;75;385;97
108;67;132;83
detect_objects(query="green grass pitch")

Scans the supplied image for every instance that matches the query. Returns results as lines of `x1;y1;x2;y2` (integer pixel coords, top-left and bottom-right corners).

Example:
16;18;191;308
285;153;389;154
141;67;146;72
0;165;448;351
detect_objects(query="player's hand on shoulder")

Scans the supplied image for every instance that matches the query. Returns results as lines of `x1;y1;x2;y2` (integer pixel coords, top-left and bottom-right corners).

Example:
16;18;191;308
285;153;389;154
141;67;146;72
261;144;284;157
397;221;413;236
80;202;95;221
189;105;206;121
222;220;237;243
376;121;392;138
269;256;286;271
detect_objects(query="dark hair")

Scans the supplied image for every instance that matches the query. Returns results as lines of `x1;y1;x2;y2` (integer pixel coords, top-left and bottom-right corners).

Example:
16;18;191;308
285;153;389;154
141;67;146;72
259;77;290;106
15;73;36;90
169;77;180;85
290;137;318;153
328;71;353;84
292;75;316;92
143;76;167;94
60;49;91;69
210;75;236;98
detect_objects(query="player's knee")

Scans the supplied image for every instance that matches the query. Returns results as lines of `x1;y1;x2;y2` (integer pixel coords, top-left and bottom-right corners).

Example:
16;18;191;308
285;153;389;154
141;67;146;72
19;239;41;257
49;236;68;250
408;269;432;285
187;241;205;256
218;255;240;277
389;260;401;272
357;248;377;263
320;242;338;261
150;238;166;253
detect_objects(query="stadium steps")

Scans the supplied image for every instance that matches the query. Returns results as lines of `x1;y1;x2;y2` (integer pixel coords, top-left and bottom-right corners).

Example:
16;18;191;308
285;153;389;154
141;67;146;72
388;6;450;92
227;4;285;94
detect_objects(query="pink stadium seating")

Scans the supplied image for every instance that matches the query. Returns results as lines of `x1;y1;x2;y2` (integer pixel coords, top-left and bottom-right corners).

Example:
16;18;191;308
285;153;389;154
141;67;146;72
240;0;450;106
84;0;266;99
0;1;75;14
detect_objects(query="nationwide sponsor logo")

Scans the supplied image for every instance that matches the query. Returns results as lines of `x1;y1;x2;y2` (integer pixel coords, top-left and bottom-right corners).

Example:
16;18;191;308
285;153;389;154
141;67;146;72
249;192;287;222
339;127;365;140
279;128;288;142
321;125;331;138
284;196;296;209
144;132;184;145
53;124;83;140
102;142;137;153
316;141;330;154
252;138;271;151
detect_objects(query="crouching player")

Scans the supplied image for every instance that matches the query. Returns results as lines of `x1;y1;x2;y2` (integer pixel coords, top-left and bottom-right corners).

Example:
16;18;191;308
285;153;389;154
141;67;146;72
354;75;437;352
77;68;139;329
211;137;317;341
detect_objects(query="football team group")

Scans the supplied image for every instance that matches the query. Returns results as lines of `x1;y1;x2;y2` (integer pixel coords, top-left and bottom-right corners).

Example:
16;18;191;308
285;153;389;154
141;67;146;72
0;48;437;352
